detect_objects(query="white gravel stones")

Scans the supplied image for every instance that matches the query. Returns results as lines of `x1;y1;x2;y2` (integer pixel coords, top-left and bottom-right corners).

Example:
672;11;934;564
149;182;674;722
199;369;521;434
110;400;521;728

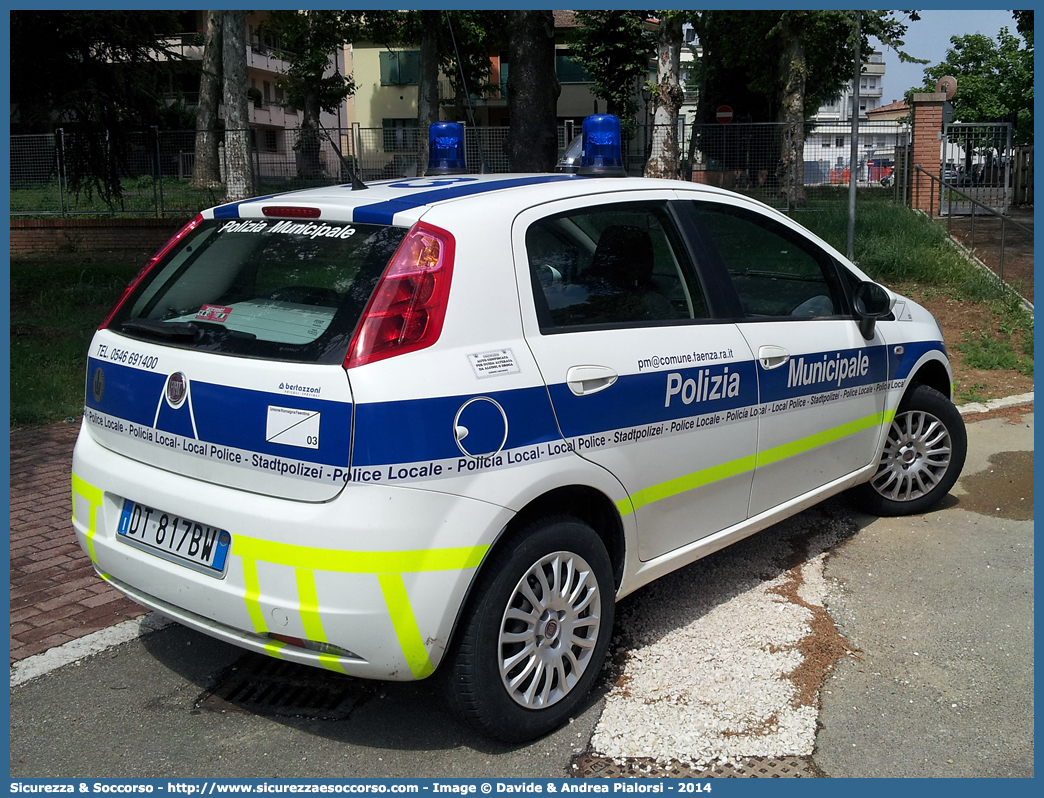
591;505;853;767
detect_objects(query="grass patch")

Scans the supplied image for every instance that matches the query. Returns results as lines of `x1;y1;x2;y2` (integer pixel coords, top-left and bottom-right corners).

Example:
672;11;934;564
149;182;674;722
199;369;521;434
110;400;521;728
956;331;1034;377
956;382;990;404
10;257;141;427
794;195;1008;301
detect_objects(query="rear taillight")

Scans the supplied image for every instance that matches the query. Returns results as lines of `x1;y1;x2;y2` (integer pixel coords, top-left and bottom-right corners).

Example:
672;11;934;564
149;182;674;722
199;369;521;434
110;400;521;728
345;221;455;369
98;213;204;330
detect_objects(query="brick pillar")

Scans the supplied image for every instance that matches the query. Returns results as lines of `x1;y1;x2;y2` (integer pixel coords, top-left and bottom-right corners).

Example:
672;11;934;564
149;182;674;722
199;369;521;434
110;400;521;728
911;92;946;215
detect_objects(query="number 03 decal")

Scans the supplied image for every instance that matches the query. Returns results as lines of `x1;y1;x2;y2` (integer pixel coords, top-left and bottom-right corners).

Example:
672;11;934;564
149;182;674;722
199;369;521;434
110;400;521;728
266;406;321;450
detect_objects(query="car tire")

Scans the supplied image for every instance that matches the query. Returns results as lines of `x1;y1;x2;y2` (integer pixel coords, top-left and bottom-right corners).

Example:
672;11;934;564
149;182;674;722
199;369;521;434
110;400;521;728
443;516;615;742
850;383;967;516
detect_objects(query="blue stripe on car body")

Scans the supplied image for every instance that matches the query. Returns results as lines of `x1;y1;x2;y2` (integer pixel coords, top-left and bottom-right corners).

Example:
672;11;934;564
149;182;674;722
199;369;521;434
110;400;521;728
351;175;577;225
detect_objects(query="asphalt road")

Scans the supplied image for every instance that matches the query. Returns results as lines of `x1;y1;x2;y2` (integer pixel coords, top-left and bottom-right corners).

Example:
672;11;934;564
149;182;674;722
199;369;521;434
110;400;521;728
9;410;1034;779
814;412;1035;777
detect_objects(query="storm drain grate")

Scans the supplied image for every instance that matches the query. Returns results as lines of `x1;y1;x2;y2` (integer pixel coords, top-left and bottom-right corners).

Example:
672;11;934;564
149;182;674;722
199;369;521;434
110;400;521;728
572;755;819;779
198;653;373;721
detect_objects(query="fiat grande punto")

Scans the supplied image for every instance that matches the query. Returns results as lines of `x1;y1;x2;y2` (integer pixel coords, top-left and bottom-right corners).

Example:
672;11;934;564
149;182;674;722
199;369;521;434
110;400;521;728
72;116;966;741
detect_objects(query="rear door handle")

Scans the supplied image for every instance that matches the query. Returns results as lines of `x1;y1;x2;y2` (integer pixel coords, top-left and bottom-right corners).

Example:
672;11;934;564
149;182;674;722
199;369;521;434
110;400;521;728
566;365;618;396
758;345;790;370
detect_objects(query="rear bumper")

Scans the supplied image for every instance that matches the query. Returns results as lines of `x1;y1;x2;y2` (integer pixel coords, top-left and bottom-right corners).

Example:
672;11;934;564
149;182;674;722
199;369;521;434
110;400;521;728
71;423;512;680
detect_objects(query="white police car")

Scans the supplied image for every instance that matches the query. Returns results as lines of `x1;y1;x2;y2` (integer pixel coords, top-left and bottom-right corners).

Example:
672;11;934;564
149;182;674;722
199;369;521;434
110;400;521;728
72;115;966;741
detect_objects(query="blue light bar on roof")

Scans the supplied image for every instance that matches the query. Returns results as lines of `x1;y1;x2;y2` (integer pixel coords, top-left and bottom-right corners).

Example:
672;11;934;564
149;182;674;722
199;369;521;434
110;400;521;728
578;114;627;177
427;122;468;175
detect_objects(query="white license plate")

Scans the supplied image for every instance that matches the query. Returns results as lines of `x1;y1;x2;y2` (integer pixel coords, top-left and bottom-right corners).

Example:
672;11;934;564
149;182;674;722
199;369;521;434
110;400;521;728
117;500;231;575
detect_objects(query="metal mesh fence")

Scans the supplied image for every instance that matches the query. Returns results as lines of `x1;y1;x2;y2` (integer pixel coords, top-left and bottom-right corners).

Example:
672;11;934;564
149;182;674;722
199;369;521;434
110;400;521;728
11;120;909;217
10;133;65;215
688;120;910;208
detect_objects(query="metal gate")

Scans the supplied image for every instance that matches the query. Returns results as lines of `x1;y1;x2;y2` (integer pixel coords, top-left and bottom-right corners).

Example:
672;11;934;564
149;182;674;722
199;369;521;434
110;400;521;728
941;122;1012;214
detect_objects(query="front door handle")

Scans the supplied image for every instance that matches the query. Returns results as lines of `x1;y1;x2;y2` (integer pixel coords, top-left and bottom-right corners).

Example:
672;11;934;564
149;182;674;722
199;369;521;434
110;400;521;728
566;365;618;396
758;345;790;370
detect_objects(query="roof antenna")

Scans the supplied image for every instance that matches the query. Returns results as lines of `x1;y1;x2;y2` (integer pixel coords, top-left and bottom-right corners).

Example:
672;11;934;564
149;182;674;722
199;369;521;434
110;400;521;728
444;10;491;174
319;121;368;190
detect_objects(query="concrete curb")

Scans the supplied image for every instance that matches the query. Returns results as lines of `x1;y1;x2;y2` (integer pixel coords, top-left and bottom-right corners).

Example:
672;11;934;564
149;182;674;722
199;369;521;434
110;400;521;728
10;613;173;688
957;391;1034;415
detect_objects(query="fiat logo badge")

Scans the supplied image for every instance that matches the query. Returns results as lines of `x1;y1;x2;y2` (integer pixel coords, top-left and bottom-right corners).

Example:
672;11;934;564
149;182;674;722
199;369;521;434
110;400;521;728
166;372;188;408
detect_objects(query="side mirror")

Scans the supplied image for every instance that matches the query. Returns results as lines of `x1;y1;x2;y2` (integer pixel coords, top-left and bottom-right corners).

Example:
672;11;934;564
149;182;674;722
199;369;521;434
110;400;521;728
852;281;894;340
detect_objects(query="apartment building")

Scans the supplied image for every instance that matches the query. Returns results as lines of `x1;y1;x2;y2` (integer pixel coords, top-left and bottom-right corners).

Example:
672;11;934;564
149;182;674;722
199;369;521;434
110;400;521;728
156;11;346;174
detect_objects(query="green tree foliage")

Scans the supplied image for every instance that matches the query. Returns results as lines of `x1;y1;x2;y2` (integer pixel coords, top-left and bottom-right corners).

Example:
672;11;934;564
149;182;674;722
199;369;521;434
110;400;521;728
917;27;1033;144
264;11;366;178
1012;10;1033;47
691;10;917;125
10;10;184;204
689;10;919;199
570;11;655;124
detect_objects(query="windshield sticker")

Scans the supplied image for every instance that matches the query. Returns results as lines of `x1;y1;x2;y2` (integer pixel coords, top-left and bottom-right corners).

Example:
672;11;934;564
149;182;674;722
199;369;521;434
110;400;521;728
196;304;232;323
217;219;358;240
468;349;521;379
266;406;320;450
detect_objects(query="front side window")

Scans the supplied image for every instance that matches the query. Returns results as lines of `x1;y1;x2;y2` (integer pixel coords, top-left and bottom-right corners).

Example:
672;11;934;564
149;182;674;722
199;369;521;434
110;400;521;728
690;202;844;319
112;219;408;363
526;203;709;331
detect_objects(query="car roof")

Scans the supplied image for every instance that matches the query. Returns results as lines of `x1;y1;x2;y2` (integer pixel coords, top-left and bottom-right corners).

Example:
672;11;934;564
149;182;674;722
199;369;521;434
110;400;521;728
204;173;759;227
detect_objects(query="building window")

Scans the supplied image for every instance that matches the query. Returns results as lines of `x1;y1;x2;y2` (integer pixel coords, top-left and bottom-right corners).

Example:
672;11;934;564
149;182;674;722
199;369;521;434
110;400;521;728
382;118;420;152
822;137;832;148
835;137;844;148
264;129;278;152
555;50;593;83
380;50;421;86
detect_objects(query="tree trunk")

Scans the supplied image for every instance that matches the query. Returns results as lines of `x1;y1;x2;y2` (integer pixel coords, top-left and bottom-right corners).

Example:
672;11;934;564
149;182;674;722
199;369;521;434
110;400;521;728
294;12;324;180
416;11;441;176
193;10;222;188
777;27;807;206
505;10;560;172
296;88;323;179
644;16;685;179
222;10;254;201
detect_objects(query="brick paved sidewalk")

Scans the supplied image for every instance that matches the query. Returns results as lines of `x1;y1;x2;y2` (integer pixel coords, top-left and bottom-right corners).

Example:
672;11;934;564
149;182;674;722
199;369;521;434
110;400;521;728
10;419;146;663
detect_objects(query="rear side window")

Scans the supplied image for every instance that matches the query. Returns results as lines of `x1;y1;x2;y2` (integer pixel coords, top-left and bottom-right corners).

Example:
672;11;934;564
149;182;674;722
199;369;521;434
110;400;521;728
690;202;844;319
111;219;408;364
526;203;708;331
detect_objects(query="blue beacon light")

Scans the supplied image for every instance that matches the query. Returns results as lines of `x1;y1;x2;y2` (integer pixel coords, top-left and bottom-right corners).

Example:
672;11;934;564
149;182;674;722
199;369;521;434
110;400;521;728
427;122;468;175
578;114;627;177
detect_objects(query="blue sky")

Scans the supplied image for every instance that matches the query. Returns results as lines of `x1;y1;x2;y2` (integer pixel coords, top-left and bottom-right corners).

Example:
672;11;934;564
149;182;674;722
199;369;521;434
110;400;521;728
872;9;1024;102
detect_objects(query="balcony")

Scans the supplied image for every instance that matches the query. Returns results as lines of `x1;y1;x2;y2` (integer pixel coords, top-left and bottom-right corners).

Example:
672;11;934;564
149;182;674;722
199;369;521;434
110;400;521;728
437;78;509;105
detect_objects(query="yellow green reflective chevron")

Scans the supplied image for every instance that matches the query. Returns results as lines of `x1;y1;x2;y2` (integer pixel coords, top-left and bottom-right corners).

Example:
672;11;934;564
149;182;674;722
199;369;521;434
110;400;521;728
71;473;109;579
616;409;893;517
378;574;436;679
232;537;487;573
241;558;268;633
295;568;327;643
237;539;484;679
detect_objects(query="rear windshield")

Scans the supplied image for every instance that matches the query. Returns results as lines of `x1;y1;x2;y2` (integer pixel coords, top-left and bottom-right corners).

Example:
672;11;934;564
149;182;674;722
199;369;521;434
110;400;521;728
110;218;407;364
